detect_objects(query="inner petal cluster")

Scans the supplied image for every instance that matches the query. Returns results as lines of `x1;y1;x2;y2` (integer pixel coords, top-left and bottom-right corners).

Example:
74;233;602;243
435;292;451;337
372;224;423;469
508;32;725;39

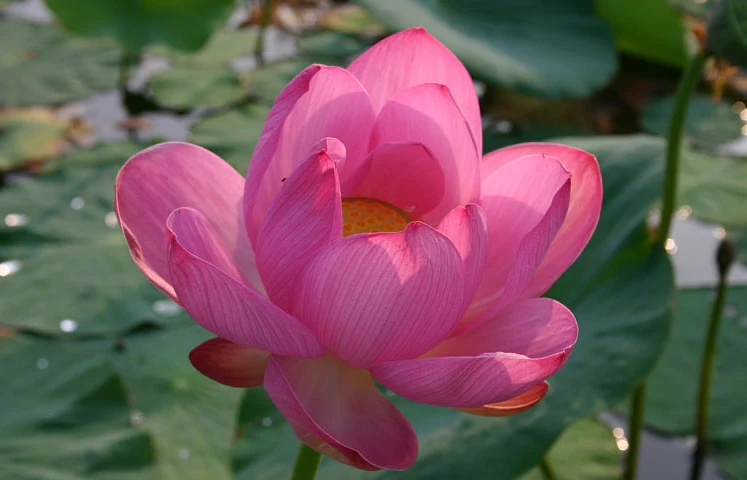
341;198;412;237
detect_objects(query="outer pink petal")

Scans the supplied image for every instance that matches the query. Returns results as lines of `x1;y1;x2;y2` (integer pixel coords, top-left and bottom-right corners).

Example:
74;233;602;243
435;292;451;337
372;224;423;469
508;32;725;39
482;143;603;298
115;142;261;298
264;355;418;471
189;337;269;388
372;298;577;408
343;142;445;219
347;27;482;151
370;84;480;223
436;204;489;312
244;65;375;244
468;155;570;323
166;208;324;358
290;223;464;369
459;382;549;417
255;138;343;311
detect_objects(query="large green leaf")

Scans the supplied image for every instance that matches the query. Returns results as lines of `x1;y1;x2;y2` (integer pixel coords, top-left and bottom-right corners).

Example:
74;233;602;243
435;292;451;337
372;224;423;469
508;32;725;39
641;95;747;228
44;0;235;53
0;143;192;335
113;326;244;480
0;108;70;171
234;135;672;479
0;336;156;480
149;67;249;111
189;104;271;172
0;21;119;107
355;0;618;97
0;326;245;480
596;0;690;67
708;0;747;69
641;95;743;152
643;286;747;480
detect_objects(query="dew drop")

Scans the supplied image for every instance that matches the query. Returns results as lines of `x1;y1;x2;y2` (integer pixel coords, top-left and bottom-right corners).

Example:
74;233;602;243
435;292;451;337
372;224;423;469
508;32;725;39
105;212;119;229
261;417;273;427
59;318;78;333
153;299;182;317
647;208;661;228
130;410;145;426
0;260;22;277
70;197;85;210
36;358;49;370
385;390;396;398
616;438;629;451
665;238;678;255
724;303;738;318
676;205;692;220
494;120;513;134
4;213;28;227
713;227;726;240
612;427;625;439
178;448;190;460
739;316;747;329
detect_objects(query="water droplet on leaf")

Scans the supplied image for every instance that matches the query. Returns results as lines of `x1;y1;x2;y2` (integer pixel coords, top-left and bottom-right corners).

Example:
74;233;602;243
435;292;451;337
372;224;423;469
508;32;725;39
4;213;28;227
59;318;78;333
69;197;85;210
153;299;182;317
0;260;22;277
36;358;49;369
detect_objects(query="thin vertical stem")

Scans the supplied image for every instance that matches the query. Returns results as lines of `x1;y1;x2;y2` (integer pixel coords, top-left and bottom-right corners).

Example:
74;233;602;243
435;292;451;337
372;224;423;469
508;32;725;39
623;382;646;480
539;456;559;480
290;444;322;480
254;0;274;66
656;51;707;247
690;240;735;480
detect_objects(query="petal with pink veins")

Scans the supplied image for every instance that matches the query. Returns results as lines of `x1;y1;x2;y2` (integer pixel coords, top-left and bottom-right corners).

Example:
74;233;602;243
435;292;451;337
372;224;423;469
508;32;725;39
347;27;482;150
467;155;570;324
167;207;324;358
115;142;261;298
436;204;489;313
264;355;418;471
290;222;464;369
370;84;480;223
255;138;343;311
344;142;445;219
372;298;577;408
244;65;375;244
189;337;269;388
481;143;603;299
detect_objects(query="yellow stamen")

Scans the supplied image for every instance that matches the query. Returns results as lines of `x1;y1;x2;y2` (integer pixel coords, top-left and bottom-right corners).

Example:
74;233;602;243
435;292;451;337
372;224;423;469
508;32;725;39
341;198;411;237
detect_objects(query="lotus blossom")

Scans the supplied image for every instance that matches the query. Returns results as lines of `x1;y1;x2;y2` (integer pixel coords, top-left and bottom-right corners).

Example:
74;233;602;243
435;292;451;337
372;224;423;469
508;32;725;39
115;28;602;471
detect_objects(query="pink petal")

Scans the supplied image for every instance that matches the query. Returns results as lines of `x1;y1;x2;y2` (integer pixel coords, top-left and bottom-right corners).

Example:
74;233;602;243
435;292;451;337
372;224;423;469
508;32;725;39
344;142;445;219
370;84;480;223
436;204;489;312
482;143;603;298
459;382;549;417
264;355;418;471
166;208;324;358
244;65;375;244
372;298;577;408
347;27;482;151
115;142;262;298
290;222;464;369
189;337;269;388
255;138;343;311
468;155;570;323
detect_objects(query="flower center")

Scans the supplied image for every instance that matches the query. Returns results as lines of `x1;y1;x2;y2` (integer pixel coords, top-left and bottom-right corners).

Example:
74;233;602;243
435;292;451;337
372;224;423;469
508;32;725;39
341;198;412;237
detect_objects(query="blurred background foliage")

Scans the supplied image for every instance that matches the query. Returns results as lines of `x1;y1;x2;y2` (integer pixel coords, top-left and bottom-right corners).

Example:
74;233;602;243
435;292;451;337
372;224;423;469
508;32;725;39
1;0;747;479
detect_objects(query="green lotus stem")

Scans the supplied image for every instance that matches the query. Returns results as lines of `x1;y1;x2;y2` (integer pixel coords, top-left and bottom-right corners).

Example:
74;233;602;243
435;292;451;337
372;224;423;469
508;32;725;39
290;444;322;480
623;382;646;480
255;0;274;66
539;456;559;480
656;51;707;248
690;240;736;480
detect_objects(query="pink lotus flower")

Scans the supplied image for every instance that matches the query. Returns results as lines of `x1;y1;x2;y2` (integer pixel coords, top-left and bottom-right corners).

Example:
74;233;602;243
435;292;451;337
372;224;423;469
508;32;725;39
115;28;602;471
